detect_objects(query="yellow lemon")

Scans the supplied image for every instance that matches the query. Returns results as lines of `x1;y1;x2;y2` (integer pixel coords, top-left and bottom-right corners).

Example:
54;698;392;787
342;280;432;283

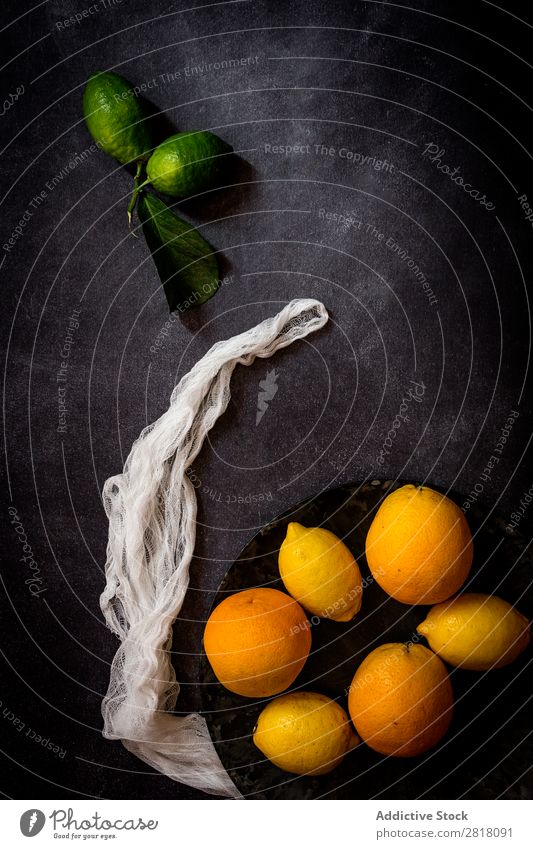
279;523;363;621
253;691;359;775
417;593;530;670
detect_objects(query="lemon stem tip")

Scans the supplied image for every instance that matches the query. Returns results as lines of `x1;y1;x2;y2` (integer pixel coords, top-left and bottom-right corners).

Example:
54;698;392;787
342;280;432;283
348;731;360;750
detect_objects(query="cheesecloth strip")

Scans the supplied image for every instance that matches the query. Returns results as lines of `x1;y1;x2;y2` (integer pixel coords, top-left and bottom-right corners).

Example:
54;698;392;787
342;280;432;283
100;298;329;798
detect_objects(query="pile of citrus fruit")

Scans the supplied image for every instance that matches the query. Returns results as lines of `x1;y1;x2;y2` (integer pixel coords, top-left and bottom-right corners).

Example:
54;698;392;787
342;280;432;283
204;484;530;777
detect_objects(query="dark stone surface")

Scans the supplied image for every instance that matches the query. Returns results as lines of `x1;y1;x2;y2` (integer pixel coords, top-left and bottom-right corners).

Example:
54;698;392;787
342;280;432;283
1;0;532;799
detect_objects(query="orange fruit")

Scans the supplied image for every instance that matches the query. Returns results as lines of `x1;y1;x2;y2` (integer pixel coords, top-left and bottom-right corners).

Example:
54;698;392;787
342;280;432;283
348;642;453;757
204;588;311;697
365;484;473;604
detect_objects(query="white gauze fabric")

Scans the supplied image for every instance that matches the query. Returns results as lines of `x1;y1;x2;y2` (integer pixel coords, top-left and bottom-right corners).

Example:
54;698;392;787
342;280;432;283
100;298;329;798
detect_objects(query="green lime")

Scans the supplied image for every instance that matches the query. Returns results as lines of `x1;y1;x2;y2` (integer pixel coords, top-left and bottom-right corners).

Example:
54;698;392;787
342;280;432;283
145;131;233;198
83;71;153;165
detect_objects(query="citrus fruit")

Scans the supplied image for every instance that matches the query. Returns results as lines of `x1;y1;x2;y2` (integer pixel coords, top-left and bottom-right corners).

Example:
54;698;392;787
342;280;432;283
83;71;153;164
417;593;530;670
203;588;311;697
279;523;363;621
365;484;473;604
145;131;233;198
253;691;359;775
348;642;453;757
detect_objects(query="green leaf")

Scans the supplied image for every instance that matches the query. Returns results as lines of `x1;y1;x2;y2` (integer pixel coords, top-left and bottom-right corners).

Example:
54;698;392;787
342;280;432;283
138;192;220;312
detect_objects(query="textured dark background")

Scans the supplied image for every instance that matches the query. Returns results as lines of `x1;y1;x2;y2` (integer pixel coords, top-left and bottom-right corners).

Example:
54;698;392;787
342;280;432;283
1;0;532;800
